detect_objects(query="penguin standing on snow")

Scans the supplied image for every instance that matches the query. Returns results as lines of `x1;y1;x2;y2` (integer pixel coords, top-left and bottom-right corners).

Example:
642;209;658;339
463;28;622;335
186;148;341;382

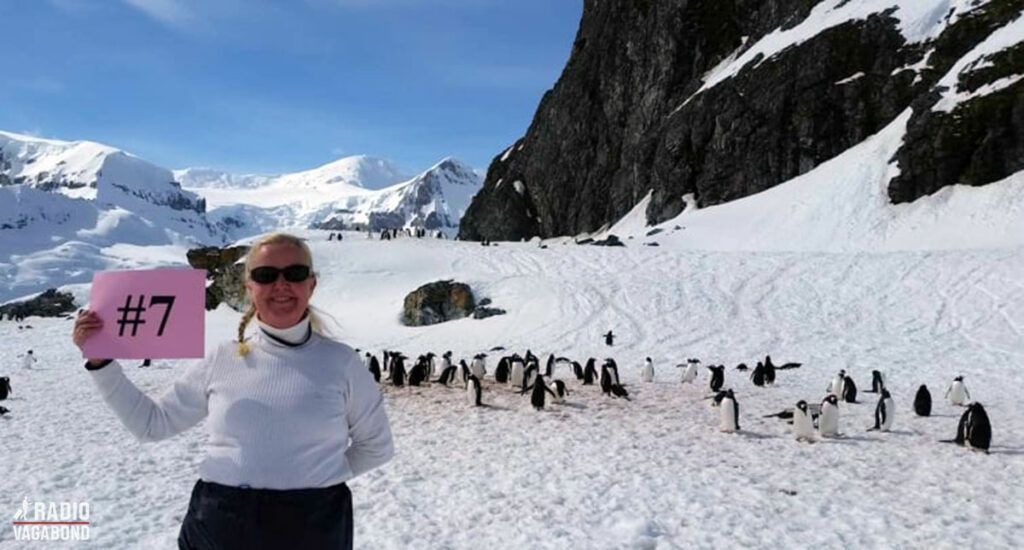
494;357;510;383
750;362;766;387
572;361;583;380
0;406;9;416
762;355;776;385
679;359;699;384
408;361;426;386
604;358;621;385
552;380;569;404
942;402;991;452
466;375;483;407
604;330;614;346
818;395;840;437
707;365;725;392
842;374;858;403
545;354;555;377
21;350;37;370
868;389;894;432
510;357;526;387
828;370;846;398
366;354;381;383
582;358;597;385
390;355;407;387
868;370;885;393
719;389;740;433
640;357;654;383
470;354;487;379
946;376;970;406
0;376;11;400
521;363;539;393
522;374;557;410
914;385;932;416
436;365;457;386
793;400;815;442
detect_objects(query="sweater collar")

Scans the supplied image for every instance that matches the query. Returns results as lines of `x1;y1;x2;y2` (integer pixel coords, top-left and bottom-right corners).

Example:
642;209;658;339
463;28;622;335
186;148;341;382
257;315;312;347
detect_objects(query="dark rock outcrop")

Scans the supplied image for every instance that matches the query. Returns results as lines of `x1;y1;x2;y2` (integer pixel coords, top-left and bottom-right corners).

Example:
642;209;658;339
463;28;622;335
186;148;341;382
459;0;1023;241
186;245;250;311
0;288;77;319
401;280;476;326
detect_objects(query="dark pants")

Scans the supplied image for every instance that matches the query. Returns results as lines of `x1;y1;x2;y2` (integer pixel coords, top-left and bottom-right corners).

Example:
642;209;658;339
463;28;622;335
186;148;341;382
178;480;353;550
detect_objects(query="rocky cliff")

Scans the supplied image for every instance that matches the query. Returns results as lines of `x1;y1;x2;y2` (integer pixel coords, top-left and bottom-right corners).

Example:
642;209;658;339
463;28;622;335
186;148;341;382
459;0;1024;241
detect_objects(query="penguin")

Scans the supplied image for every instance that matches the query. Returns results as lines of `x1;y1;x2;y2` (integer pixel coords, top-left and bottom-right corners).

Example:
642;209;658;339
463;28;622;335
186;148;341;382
0;406;9;416
582;358;597;385
719;389;740;433
750;362;766;387
828;370;846;398
458;360;472;387
610;384;630;400
522;374;557;410
552;380;569;404
868;370;885;393
391;355;406;387
436;366;457;386
600;364;613;396
943;402;991;452
494;357;510;383
818;395;840;438
842;375;858;403
793;400;815;442
679;360;699;384
913;385;932;416
735;363;749;371
604;358;621;385
21;350;37;370
572;361;583;380
510;359;526;387
440;351;453;376
946;376;970;406
604;330;614;346
367;355;382;384
868;389;894;432
522;363;539;393
466;375;483;407
408;362;426;386
0;376;10;400
640;357;654;383
545;354;555;377
707;365;725;392
470;354;487;379
762;355;776;385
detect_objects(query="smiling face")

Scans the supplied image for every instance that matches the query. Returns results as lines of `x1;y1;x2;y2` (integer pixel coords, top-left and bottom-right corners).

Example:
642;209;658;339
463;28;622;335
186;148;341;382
244;242;317;329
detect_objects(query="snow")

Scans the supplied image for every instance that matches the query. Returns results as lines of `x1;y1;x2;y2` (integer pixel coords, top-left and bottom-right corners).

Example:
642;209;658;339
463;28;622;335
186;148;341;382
2;228;1023;548
931;12;1024;112
834;71;865;85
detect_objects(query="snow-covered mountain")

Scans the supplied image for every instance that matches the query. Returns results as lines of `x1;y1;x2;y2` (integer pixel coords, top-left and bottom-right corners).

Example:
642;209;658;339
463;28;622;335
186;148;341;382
1;129;482;302
0;130;228;301
191;157;482;241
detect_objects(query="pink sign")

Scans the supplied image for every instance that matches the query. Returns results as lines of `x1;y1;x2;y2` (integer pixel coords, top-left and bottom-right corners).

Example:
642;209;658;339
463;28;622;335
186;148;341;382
82;268;206;359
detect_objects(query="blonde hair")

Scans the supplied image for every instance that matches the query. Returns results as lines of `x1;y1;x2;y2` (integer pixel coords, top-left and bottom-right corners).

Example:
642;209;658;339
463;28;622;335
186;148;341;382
236;232;339;356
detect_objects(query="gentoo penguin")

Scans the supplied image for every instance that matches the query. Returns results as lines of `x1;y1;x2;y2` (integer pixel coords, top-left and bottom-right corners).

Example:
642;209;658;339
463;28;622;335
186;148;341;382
572;361;584;380
522;363;539;393
842;375;858;403
408;361;426;386
458;359;471;386
868;370;885;393
944;402;991;452
762;355;776;385
0;406;9;416
466;375;483;407
604;330;614;346
604;358;621;385
470;354;487;379
869;389;894;432
552;380;569;404
495;357;510;383
600;364;613;396
750;362;766;387
819;395;840;438
436;366;457;386
910;384;931;416
0;376;11;400
21;350;37;370
522;374;557;410
440;351;453;375
510;358;526;387
828;370;846;398
707;365;725;392
391;355;406;387
640;357;654;383
793;400;815;442
946;376;970;406
582;358;597;385
719;389;740;433
679;360;699;384
545;354;555;377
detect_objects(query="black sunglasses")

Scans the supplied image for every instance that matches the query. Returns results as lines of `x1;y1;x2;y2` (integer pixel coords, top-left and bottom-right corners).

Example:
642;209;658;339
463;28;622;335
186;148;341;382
249;264;312;284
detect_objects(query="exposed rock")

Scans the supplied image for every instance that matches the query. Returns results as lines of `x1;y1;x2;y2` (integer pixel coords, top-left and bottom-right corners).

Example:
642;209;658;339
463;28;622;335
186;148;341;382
186;245;250;311
402;280;476;326
592;234;625;247
0;288;76;319
459;0;1024;241
472;307;506;320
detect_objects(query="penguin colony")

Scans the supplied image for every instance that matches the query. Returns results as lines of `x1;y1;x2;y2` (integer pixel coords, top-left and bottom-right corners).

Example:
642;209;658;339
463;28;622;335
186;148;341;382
361;350;993;453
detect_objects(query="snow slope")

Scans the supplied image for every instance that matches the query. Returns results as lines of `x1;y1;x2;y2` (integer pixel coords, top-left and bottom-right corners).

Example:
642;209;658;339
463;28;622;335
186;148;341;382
1;230;1022;548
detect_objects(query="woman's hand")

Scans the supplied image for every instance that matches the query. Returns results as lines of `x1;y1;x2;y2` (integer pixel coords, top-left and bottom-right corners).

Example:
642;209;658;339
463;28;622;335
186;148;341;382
73;309;111;367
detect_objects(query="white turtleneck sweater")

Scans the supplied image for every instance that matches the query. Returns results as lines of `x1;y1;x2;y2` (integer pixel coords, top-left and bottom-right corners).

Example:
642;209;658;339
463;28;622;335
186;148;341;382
88;317;394;490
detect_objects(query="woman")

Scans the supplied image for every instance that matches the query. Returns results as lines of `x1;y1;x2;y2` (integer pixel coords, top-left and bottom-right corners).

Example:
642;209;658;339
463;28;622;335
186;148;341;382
72;232;394;549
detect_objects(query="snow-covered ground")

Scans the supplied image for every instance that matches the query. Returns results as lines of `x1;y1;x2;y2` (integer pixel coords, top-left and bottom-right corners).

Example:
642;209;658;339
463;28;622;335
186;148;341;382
3;230;1023;548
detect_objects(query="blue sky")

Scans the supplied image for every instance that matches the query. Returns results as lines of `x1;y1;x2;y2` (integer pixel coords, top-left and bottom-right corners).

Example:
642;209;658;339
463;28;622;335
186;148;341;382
0;0;582;175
